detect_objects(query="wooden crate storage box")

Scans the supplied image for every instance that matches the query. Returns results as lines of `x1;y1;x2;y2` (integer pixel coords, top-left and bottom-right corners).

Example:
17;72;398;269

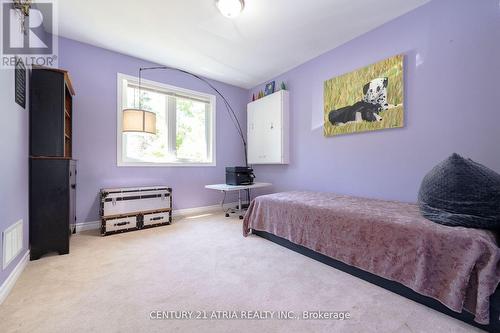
100;186;172;236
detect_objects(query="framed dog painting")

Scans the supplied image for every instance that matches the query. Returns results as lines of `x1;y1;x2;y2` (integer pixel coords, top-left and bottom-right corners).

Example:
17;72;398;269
323;54;404;136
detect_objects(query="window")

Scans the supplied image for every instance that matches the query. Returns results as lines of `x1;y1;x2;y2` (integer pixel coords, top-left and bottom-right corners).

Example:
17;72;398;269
117;73;216;166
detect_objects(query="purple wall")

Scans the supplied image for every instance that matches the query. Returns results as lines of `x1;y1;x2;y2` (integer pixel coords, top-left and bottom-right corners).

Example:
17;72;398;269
0;69;29;286
0;0;498;288
58;38;248;223
249;0;500;203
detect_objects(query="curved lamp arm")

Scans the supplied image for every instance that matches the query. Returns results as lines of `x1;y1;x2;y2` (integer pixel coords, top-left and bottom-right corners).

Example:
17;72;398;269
139;66;248;167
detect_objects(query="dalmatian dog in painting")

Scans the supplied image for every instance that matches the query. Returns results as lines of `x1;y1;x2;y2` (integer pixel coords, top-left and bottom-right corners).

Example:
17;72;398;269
328;77;391;126
328;101;382;125
363;77;389;110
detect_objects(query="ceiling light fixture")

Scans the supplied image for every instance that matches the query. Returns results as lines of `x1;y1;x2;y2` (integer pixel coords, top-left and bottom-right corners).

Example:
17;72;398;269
216;0;244;18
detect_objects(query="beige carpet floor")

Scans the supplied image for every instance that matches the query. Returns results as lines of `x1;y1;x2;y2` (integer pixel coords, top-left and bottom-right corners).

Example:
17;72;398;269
0;213;482;333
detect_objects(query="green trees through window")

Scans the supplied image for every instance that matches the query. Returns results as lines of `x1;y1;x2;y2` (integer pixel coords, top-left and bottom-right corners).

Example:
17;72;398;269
120;76;214;165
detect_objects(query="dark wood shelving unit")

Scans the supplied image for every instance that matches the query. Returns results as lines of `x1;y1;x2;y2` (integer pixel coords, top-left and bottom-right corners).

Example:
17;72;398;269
30;65;75;159
29;66;77;260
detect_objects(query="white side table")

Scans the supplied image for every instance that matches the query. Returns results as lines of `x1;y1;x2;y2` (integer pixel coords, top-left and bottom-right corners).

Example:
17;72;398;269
205;182;272;219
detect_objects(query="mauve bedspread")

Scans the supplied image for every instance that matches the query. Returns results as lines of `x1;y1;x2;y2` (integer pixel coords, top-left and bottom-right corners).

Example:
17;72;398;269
243;191;500;324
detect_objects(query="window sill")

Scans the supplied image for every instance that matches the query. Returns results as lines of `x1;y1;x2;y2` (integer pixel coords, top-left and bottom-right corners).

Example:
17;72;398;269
117;161;216;167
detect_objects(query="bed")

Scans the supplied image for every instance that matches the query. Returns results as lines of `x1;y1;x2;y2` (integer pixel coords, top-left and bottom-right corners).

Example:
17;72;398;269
243;191;500;332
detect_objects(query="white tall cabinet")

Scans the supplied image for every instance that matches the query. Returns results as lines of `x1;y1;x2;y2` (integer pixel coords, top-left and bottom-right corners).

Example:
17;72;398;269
247;90;289;164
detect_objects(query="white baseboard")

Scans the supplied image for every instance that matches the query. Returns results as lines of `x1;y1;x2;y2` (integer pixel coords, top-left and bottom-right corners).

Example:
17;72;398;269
75;202;239;233
0;250;30;305
75;221;101;233
173;202;238;218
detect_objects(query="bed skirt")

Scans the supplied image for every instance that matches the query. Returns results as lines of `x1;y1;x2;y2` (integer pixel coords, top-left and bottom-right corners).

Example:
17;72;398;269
252;229;500;332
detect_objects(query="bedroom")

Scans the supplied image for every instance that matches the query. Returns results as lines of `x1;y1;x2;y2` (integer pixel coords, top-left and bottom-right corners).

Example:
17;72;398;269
1;0;499;332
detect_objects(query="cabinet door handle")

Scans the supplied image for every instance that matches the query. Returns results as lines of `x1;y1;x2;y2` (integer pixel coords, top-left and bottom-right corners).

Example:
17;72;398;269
71;184;76;189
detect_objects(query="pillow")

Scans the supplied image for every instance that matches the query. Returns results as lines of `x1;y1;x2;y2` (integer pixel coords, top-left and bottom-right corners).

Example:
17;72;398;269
418;153;500;229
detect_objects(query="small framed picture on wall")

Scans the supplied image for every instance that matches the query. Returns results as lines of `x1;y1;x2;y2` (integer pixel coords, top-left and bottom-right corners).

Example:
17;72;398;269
15;57;26;109
264;81;275;96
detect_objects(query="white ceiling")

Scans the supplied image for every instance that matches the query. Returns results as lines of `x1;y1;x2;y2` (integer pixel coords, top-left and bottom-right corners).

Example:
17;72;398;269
55;0;430;89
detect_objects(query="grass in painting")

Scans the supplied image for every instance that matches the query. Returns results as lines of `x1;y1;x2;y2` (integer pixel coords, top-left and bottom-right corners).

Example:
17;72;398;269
324;54;404;136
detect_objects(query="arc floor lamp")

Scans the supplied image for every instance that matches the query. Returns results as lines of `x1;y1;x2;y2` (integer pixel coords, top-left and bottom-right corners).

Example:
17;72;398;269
122;66;248;167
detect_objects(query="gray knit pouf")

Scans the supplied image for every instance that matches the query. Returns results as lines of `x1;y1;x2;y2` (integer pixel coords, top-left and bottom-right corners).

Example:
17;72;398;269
418;153;500;229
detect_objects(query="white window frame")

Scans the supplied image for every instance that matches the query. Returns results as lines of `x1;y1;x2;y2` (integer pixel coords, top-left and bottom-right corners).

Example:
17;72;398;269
116;73;217;167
